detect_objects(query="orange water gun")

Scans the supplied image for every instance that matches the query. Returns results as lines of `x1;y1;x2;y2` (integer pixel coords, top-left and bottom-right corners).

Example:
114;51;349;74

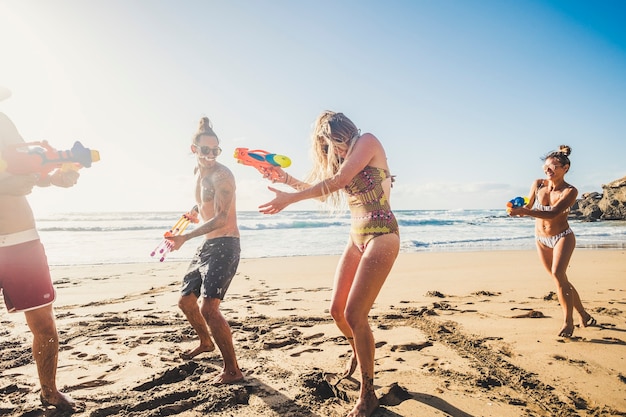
233;147;291;181
150;206;200;262
0;141;100;178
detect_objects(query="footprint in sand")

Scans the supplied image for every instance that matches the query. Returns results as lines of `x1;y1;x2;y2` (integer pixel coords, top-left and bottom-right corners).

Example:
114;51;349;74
378;383;412;406
290;348;323;357
332;336;351;346
132;361;202;392
87;353;111;363
262;338;299;349
69;379;113;389
472;290;501;296
512;309;545;318
390;341;432;352
422;359;439;371
304;333;326;346
71;351;110;362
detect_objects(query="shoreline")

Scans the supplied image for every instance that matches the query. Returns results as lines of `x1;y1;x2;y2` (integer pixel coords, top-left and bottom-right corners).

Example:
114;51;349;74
2;250;625;416
43;246;626;268
36;209;626;266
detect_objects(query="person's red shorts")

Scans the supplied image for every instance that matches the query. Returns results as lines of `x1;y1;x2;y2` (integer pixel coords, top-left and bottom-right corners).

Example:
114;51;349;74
0;237;55;313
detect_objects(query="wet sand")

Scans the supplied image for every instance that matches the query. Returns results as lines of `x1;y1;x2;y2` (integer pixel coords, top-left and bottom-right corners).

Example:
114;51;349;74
1;250;625;416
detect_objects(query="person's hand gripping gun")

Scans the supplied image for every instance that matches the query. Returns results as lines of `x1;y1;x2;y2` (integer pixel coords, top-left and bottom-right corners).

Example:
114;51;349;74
233;147;291;182
506;196;528;215
0;140;100;178
151;206;200;262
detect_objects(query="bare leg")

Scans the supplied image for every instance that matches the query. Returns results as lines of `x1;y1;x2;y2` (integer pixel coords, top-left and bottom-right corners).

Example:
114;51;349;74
344;234;399;417
537;233;587;337
330;241;361;378
554;235;589;319
568;282;595;326
200;297;243;384
342;338;358;378
178;294;215;359
24;305;75;412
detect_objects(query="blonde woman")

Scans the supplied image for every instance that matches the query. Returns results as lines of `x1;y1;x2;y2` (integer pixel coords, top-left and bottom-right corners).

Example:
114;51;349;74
509;145;595;337
260;111;400;417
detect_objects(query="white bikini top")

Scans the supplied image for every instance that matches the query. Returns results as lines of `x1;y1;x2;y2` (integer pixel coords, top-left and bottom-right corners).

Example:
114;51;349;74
532;181;572;213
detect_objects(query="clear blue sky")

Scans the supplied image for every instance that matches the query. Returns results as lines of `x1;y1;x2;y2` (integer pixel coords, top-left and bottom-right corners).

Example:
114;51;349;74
1;0;625;214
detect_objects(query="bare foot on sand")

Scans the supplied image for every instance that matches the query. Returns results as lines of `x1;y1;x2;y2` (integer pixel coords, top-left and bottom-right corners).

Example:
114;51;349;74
40;391;78;413
347;393;379;417
180;342;216;360
343;352;358;378
558;324;574;338
211;368;244;385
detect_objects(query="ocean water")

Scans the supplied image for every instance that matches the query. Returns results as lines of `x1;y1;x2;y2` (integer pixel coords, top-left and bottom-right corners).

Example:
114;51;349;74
34;210;626;266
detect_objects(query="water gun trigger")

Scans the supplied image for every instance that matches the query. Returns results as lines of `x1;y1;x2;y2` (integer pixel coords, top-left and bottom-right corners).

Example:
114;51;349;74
257;165;283;182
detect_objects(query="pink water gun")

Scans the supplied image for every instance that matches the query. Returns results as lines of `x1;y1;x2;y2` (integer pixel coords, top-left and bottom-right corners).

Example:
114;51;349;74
0;141;100;178
233;147;291;181
151;206;200;262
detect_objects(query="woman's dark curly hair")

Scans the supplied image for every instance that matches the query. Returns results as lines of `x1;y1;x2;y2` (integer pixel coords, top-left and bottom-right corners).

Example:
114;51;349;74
543;145;571;167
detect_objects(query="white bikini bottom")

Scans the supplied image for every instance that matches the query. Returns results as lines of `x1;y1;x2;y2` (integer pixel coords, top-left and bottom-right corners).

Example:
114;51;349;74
536;228;573;249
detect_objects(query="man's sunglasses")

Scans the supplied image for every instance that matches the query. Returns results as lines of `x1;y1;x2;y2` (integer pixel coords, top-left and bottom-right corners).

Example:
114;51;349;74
194;145;222;156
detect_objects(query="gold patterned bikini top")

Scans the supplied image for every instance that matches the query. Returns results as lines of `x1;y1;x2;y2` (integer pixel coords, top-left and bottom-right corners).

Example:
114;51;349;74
344;165;392;210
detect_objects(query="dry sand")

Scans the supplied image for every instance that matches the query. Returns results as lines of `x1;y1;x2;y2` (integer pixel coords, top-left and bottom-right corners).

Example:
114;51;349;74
1;250;625;417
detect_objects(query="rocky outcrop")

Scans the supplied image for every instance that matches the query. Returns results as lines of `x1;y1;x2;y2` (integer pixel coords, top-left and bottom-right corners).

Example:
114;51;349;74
570;192;603;221
570;176;626;221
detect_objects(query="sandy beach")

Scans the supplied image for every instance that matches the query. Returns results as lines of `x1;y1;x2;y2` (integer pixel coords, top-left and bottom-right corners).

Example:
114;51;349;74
1;250;625;417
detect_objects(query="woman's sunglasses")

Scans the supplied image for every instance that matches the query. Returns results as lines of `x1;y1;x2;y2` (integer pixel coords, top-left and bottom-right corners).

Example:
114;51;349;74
543;163;562;171
194;145;222;156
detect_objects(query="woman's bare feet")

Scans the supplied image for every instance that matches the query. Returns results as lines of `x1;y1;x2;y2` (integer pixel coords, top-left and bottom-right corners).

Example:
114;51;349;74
180;341;216;360
347;393;379;417
343;352;358;378
558;324;574;338
40;391;77;412
211;368;244;385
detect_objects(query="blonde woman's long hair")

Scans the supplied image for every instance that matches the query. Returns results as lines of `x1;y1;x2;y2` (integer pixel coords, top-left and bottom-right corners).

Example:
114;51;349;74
306;110;360;210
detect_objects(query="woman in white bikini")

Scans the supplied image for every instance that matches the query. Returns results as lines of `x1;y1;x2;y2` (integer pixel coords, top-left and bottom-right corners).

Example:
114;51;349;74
509;145;595;337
